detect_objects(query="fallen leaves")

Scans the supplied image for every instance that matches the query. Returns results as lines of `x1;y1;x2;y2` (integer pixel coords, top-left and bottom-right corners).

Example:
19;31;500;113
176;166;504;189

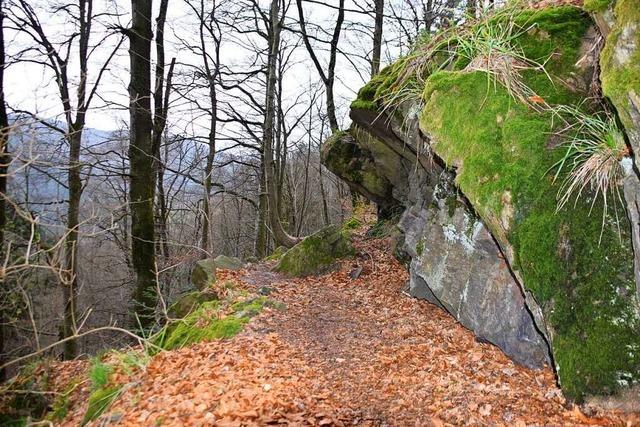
42;230;637;426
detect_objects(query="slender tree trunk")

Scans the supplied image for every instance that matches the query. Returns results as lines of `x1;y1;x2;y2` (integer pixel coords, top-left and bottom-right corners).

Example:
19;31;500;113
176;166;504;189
155;142;169;262
152;0;173;263
201;110;216;256
371;0;384;76
61;129;82;359
254;163;268;257
296;0;345;133
199;5;220;257
0;0;10;380
128;0;157;329
264;0;299;248
318;161;330;227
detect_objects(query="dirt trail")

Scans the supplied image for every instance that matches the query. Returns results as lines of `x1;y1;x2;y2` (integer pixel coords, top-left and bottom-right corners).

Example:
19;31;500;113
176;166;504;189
61;235;636;426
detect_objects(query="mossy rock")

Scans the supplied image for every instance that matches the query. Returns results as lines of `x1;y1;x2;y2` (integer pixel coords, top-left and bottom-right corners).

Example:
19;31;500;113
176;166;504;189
276;225;355;277
264;246;287;261
156;296;277;350
191;259;216;290
214;254;244;270
416;7;640;400
168;290;219;318
340;4;640;400
599;0;640;150
321;129;398;214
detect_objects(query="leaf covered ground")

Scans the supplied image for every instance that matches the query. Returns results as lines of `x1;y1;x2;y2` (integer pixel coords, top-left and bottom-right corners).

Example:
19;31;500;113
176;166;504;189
8;230;640;426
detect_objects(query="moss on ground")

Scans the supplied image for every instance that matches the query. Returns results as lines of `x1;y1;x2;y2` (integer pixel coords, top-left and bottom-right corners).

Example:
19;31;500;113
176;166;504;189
277;224;354;277
583;0;614;13
157;295;276;350
417;8;640;399
599;0;640;134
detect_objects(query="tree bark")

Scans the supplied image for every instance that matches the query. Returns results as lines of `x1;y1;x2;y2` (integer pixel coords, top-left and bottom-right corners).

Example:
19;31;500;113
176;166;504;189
254;163;268;257
0;0;10;380
296;0;345;133
152;0;173;264
264;0;299;248
371;0;384;76
128;0;157;330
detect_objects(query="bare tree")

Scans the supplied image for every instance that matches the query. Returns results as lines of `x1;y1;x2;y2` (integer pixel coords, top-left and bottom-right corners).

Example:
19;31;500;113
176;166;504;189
295;0;345;132
9;0;123;358
0;0;10;380
127;0;157;329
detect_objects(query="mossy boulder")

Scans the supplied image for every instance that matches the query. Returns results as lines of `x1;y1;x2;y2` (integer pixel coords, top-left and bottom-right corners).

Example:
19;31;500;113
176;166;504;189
321;130;400;216
325;5;640;401
214;254;244;270
168;290;219;318
264;246;287;261
276;225;354;276
191;259;216;290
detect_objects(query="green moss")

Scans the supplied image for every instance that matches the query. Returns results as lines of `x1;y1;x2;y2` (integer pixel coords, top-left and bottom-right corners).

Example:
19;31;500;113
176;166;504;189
264;246;287;261
420;63;639;399
157;301;245;350
81;386;122;426
583;0;614;12
343;217;363;231
600;0;640;133
416;240;425;256
0;415;27;427
230;296;270;317
277;225;354;276
168;290;218;318
88;358;111;391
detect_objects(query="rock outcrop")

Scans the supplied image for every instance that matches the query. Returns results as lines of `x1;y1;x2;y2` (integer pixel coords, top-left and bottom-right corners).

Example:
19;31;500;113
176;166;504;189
322;5;640;401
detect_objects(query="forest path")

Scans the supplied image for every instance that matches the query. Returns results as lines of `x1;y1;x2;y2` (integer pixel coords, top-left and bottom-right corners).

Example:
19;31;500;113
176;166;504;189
84;235;630;426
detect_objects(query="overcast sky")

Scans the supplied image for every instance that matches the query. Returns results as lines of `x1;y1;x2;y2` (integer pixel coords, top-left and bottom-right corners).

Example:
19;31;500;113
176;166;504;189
5;0;412;136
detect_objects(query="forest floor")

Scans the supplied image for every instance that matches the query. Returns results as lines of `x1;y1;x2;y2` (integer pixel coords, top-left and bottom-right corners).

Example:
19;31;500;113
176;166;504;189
22;231;640;426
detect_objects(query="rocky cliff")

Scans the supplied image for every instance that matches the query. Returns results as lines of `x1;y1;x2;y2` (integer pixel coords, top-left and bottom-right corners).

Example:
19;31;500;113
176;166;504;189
322;4;640;402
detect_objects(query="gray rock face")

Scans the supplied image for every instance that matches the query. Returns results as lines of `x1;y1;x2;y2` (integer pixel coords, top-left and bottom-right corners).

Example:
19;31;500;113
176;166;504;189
399;172;550;368
214;254;244;271
323;108;551;369
191;259;217;290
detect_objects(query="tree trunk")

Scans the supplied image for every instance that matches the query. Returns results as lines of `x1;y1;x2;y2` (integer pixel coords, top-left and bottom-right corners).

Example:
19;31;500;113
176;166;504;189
254;163;268;257
152;0;172;264
0;0;10;380
371;0;384;76
128;0;157;330
296;0;345;133
264;0;299;248
61;129;82;359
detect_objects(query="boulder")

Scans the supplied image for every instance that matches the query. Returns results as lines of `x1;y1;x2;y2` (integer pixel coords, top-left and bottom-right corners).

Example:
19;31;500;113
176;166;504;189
399;171;550;368
323;6;640;400
169;290;218;318
214;254;244;270
191;259;216;290
276;225;354;276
